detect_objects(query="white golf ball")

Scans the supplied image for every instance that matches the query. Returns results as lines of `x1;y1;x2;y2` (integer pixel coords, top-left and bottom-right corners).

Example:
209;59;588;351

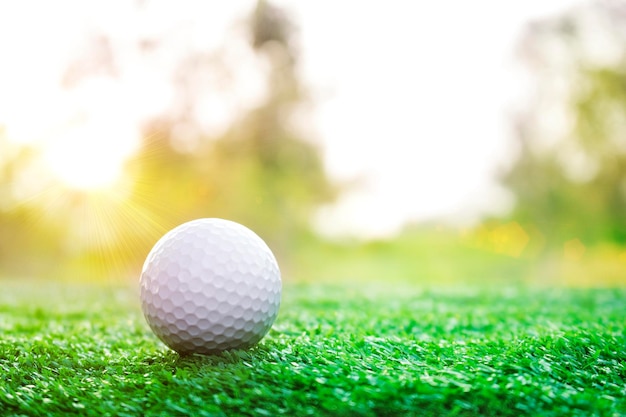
140;218;281;354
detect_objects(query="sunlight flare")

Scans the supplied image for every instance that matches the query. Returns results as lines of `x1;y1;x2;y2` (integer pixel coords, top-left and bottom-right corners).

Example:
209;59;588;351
41;115;140;191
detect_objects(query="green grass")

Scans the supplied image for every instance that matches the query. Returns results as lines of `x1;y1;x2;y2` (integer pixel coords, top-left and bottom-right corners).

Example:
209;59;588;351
1;281;625;416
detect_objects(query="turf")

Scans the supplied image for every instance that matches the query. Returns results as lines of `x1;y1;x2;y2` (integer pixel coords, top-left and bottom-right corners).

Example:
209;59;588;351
1;281;625;416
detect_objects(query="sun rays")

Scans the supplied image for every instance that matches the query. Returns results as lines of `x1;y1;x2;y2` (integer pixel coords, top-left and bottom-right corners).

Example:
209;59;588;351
3;133;183;281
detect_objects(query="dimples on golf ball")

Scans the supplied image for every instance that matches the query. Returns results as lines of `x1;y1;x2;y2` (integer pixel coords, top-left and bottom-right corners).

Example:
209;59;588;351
140;218;281;354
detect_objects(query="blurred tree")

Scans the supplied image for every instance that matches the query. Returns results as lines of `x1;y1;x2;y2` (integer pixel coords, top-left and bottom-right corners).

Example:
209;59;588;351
208;0;335;245
0;1;336;278
128;0;336;260
502;4;626;247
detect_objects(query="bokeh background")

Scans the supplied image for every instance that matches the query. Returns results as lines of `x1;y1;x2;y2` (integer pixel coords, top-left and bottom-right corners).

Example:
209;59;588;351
1;0;625;286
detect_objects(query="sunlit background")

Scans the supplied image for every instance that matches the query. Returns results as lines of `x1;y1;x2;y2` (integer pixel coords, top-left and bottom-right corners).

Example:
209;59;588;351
1;0;625;285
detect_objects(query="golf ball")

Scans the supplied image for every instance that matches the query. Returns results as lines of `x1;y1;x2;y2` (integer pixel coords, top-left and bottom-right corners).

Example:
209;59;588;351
140;218;281;354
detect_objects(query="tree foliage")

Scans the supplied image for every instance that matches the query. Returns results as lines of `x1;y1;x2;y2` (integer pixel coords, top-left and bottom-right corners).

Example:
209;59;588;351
131;0;335;249
0;1;336;278
502;5;626;247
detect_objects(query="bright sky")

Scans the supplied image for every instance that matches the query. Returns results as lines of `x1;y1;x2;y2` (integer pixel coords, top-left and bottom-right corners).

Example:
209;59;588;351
0;0;581;237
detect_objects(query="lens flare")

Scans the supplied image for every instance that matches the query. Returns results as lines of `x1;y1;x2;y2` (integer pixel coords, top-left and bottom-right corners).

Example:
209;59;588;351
41;116;140;191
